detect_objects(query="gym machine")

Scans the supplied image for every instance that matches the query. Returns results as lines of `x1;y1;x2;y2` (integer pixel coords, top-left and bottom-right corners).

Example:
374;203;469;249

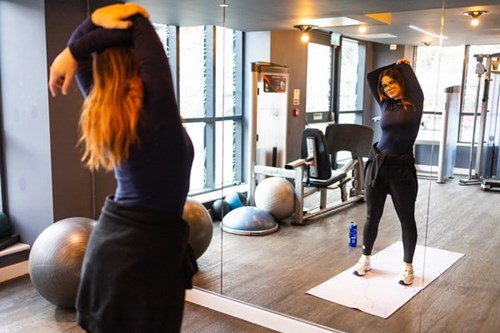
459;53;500;189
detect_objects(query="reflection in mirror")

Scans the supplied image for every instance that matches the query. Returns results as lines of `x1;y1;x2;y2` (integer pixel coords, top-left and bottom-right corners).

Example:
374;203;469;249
138;1;499;332
216;12;440;333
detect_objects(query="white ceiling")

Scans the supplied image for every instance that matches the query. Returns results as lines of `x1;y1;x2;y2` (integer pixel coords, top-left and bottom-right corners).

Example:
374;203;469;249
135;0;500;47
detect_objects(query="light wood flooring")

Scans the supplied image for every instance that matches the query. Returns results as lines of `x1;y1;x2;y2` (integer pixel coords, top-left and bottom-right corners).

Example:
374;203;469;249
194;177;500;333
0;275;276;332
1;177;499;332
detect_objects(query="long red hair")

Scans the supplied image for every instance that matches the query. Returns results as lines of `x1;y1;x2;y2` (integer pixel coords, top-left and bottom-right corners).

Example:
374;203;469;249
79;46;143;170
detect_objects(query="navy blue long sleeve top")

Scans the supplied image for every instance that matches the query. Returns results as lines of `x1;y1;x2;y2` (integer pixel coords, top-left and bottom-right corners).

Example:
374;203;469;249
367;63;424;155
68;15;194;216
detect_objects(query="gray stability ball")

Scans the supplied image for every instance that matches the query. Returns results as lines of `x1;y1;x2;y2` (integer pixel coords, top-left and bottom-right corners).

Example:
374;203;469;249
183;198;213;259
28;217;96;308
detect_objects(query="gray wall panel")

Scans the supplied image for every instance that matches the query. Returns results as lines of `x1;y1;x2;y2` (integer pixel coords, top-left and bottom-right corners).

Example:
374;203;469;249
0;0;53;244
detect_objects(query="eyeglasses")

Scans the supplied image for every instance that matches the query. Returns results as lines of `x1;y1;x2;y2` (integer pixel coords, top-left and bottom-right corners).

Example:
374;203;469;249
381;79;397;90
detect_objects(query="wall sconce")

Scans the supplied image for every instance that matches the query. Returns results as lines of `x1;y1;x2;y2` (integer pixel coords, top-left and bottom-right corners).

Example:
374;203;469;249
464;10;487;26
293;24;318;43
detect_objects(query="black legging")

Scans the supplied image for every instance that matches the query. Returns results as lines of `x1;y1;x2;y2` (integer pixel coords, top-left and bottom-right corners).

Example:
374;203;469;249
362;155;418;263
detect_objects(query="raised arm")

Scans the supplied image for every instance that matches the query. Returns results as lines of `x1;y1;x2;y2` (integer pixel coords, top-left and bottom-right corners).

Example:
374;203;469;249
366;60;424;108
366;63;392;105
394;62;424;108
129;15;177;104
48;3;149;97
67;20;133;96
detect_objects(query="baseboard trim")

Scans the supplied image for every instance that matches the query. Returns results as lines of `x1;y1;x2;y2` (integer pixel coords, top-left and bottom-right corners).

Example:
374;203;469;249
185;288;342;333
0;260;29;283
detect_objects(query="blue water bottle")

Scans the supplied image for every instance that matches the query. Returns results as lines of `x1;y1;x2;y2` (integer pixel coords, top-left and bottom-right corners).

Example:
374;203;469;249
349;221;357;247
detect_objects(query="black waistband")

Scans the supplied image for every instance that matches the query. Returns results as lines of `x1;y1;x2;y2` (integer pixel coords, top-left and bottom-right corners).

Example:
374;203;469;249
366;143;415;187
101;196;186;228
368;143;414;164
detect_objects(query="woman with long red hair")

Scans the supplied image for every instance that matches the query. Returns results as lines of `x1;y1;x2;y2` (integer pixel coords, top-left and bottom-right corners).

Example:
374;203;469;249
49;3;196;332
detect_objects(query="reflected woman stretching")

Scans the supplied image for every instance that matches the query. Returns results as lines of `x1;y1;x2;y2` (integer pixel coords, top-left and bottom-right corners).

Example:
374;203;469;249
352;58;424;286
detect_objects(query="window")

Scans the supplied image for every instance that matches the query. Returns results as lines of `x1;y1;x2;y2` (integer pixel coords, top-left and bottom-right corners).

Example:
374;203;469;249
214;26;243;189
338;38;365;124
306;42;332;122
415;45;500;147
460;44;500;143
180;26;243;194
415;44;500;144
305;37;367;125
414;45;464;142
156;24;243;195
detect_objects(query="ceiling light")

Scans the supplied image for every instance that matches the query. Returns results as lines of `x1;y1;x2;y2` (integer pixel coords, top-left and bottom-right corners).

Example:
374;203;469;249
358;25;367;33
293;25;318;43
464;11;487;26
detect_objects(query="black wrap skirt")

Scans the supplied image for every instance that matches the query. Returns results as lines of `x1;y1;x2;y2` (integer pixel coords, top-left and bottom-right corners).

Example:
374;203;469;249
76;197;198;333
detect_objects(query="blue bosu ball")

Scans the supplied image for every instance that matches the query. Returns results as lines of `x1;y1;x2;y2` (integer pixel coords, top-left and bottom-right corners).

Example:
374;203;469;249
221;206;278;236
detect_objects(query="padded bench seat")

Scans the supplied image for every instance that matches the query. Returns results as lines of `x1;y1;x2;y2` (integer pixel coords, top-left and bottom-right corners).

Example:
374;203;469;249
307;170;347;188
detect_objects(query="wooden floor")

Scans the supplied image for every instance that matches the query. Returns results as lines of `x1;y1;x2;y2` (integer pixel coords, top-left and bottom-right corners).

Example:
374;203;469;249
194;177;500;333
1;177;499;332
0;275;276;333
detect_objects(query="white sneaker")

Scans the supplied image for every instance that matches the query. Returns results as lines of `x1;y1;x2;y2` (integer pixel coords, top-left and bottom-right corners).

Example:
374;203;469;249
399;263;414;285
353;255;371;276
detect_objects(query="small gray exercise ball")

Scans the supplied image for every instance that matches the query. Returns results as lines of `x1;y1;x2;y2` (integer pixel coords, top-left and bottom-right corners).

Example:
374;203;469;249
183;198;213;259
28;217;96;308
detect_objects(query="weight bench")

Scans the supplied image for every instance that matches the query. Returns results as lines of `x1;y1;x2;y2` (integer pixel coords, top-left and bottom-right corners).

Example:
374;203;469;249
251;124;373;224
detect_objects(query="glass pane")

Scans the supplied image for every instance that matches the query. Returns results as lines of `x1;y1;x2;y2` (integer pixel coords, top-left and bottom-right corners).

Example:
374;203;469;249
216;26;237;117
179;26;207;119
306;43;332;113
338;112;357;124
415;45;464;142
419;113;442;142
215;120;238;187
339;38;364;112
184;122;206;192
152;23;171;57
459;114;476;143
415;46;464;113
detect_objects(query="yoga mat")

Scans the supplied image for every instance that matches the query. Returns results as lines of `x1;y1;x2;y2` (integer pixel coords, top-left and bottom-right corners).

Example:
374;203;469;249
307;241;464;318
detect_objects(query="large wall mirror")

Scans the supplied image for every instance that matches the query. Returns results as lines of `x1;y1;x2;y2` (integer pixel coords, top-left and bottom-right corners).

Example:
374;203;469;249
111;1;500;332
1;1;497;332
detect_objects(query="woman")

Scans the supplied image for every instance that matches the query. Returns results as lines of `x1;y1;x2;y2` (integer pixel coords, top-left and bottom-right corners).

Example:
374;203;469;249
352;58;423;286
49;3;197;332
